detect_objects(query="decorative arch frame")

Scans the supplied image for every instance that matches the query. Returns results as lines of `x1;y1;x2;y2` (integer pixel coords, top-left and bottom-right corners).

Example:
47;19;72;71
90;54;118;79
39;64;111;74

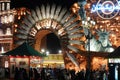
16;4;85;54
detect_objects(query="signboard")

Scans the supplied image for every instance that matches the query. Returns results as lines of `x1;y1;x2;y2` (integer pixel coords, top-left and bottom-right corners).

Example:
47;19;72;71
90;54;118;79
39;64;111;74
109;58;120;63
5;61;9;68
91;0;120;19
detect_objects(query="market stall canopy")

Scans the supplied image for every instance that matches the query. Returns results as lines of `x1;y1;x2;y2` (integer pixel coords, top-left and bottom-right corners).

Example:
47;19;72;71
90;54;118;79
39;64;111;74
107;46;120;58
2;42;46;57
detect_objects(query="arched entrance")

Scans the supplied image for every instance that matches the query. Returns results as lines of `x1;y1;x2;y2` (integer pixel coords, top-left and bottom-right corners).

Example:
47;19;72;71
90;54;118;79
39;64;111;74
46;33;61;54
15;4;85;69
34;30;52;52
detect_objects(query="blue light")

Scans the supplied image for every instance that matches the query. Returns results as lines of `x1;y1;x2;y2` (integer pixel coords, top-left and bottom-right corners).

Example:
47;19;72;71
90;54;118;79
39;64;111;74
91;1;120;13
91;5;96;12
118;0;120;5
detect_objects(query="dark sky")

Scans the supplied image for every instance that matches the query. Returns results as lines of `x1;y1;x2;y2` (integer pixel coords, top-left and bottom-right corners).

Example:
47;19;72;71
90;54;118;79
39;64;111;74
46;33;61;54
10;0;77;9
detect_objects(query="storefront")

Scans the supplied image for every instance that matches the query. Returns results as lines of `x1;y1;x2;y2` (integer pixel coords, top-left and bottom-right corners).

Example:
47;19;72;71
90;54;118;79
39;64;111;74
9;55;43;78
43;54;64;68
108;59;120;80
0;56;9;78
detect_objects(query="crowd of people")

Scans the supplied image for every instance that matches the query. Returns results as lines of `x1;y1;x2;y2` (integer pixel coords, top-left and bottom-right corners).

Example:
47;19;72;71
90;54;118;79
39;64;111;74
14;68;108;80
0;67;110;80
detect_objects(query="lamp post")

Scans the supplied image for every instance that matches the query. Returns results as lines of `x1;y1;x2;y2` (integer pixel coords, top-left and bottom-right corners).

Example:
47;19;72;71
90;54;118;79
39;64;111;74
82;17;95;80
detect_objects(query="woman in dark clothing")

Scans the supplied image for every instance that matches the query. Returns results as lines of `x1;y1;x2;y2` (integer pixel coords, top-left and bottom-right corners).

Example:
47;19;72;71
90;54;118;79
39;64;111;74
5;68;10;79
23;68;29;80
33;68;40;80
14;67;20;80
57;69;66;80
40;68;46;80
29;68;33;80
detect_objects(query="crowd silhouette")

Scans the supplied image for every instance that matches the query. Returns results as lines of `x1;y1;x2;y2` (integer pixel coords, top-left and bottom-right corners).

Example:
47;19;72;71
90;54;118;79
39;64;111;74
0;66;114;80
1;67;110;80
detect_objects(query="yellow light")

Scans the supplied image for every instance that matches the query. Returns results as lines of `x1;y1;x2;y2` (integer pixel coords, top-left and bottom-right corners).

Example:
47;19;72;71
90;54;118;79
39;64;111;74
14;29;17;32
14;24;18;27
74;3;79;8
116;17;119;20
72;8;77;13
100;25;103;28
18;16;21;20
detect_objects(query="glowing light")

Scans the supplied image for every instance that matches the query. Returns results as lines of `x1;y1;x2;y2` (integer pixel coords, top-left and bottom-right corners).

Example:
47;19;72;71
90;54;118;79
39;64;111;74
1;46;5;53
109;48;114;52
91;0;120;19
116;28;119;32
1;14;14;24
109;58;120;63
87;17;90;21
18;16;21;20
82;17;96;28
46;51;49;55
71;3;80;13
5;61;8;68
29;27;37;37
14;24;18;27
14;29;17;32
58;28;64;35
5;28;12;35
100;25;103;28
41;49;45;53
82;21;85;24
58;50;62;54
91;1;120;13
85;21;88;25
74;3;79;8
72;8;77;13
35;23;42;30
0;10;16;24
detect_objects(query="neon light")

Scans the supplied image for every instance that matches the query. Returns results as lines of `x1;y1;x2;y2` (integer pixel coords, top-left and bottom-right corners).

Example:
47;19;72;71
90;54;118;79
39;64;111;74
118;0;120;5
91;0;120;19
91;1;120;13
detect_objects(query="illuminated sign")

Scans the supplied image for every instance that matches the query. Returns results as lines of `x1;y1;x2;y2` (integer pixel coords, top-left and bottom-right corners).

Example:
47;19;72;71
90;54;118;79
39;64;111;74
91;0;120;19
109;58;120;63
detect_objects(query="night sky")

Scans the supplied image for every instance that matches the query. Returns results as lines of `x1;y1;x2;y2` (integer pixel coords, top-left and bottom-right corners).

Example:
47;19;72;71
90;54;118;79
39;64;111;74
10;0;77;9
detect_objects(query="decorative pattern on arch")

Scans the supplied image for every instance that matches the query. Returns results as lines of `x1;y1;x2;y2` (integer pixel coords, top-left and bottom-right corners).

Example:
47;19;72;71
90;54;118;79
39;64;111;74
16;4;85;53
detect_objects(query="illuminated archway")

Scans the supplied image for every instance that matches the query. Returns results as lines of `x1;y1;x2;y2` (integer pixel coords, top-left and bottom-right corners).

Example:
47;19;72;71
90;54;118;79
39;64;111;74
15;4;85;69
16;4;84;53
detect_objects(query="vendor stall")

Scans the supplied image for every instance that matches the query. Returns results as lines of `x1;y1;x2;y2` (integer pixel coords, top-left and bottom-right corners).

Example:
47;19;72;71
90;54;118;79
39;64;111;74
2;42;46;78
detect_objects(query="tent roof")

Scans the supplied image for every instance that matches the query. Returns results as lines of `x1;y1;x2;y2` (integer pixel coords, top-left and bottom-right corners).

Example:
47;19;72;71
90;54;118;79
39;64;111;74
107;46;120;58
2;42;46;57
